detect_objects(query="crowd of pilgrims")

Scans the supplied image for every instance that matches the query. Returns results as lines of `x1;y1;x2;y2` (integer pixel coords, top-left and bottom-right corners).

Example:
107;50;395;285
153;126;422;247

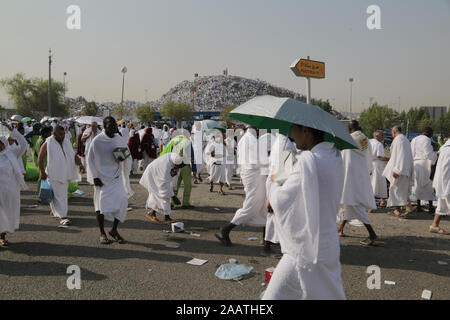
0;115;448;300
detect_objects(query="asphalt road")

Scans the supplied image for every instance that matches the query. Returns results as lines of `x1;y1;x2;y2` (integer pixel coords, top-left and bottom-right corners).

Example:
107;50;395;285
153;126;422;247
1;173;449;300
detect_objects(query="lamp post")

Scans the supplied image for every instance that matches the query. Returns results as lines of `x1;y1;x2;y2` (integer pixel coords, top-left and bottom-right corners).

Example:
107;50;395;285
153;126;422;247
191;73;199;109
48;49;53;116
121;67;127;105
63;72;67;103
349;78;354;120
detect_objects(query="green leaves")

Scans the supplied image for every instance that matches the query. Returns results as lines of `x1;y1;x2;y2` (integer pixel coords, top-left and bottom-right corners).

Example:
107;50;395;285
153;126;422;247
136;104;157;123
160;101;193;122
82;102;98;116
1;73;69;117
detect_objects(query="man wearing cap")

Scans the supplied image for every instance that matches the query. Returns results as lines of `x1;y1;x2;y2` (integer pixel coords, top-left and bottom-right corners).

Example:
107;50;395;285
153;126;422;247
139;153;185;224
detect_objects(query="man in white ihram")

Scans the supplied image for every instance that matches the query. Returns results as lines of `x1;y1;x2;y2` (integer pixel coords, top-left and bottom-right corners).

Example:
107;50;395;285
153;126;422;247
38;125;82;226
369;130;389;207
429;134;450;235
337;120;378;246
410;127;437;213
263;123;346;300
382;126;414;217
216;126;268;251
87;117;134;244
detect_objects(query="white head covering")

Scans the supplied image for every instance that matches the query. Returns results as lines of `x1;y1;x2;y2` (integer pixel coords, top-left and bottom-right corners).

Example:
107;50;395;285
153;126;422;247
169;153;183;166
0;136;26;189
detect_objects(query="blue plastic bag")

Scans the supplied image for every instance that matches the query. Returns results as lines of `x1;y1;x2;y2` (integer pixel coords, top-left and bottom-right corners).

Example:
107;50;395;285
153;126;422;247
39;180;54;204
214;263;253;280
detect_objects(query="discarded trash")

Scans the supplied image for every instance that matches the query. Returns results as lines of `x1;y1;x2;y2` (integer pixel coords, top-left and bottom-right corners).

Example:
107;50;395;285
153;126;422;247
261;282;266;287
57;225;69;229
187;258;208;266
215;263;253;280
171;222;184;233
248;237;260;241
72;189;85;195
421;290;432;300
384;281;396;285
189;232;201;237
214;208;220;211
165;244;180;249
148;269;152;272
127;207;132;211
22;204;38;209
163;230;172;233
229;258;237;264
265;267;275;283
437;261;448;265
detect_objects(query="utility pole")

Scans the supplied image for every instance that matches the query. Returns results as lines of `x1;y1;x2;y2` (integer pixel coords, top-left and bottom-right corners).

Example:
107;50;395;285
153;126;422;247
349;78;354;120
48;49;52;116
63;72;67;103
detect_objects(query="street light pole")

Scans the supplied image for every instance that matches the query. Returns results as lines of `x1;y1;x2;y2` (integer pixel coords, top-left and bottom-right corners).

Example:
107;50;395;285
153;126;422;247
349;78;354;120
63;72;67;103
121;67;127;105
48;49;52;116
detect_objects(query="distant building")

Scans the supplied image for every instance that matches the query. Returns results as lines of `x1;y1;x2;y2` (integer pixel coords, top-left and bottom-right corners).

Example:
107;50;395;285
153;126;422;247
420;106;447;121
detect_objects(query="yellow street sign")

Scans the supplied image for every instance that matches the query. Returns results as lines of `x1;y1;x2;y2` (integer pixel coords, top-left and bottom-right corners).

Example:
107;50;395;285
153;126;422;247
290;59;325;79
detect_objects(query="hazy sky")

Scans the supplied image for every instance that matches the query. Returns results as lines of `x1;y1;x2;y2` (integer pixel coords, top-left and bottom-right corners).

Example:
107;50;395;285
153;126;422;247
1;0;449;113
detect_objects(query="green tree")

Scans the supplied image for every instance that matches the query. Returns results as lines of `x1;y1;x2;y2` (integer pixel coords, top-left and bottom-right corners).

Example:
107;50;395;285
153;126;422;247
432;111;450;135
113;104;131;120
400;107;431;133
220;105;237;127
82;101;98;116
136;104;157;123
359;102;400;137
311;99;332;113
0;73;69;117
160;101;193;126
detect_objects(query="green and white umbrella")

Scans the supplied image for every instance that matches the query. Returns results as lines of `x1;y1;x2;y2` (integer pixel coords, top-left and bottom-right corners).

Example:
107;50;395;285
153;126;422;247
21;117;32;123
229;95;357;150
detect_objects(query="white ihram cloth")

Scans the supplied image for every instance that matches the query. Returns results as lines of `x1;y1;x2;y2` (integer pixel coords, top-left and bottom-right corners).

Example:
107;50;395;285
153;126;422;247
46;136;81;219
0;132;27;234
339;131;375;225
265;134;296;244
263;142;346;300
411;135;437;201
232;131;267;227
87;132;134;222
433;140;450;216
203;136;215;176
224;137;236;185
159;126;170;148
120;127;129;139
259;133;275;176
191;129;205;173
205;140;226;183
369;139;387;198
139;153;182;215
383;134;414;207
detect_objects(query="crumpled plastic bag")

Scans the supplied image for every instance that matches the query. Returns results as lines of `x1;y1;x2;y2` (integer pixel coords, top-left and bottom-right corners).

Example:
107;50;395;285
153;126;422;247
214;263;253;280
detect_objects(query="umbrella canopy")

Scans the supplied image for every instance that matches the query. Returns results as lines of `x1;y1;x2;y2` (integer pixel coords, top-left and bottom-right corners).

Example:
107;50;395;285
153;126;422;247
76;116;103;125
229;95;357;150
117;120;126;125
21;117;32;123
11;115;23;121
201;119;225;130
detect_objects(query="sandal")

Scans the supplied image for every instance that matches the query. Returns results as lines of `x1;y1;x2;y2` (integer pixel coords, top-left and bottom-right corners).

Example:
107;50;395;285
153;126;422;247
145;212;160;223
100;235;112;245
109;231;125;244
218;190;226;196
360;238;376;246
429;226;449;235
60;219;71;226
